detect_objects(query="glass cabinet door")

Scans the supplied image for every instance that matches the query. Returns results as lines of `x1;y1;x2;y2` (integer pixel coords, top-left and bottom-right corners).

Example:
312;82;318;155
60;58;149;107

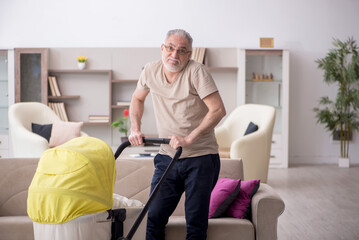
245;50;283;134
14;48;48;104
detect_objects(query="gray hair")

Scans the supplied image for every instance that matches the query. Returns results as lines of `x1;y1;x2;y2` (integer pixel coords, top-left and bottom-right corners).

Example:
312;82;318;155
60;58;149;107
165;29;193;50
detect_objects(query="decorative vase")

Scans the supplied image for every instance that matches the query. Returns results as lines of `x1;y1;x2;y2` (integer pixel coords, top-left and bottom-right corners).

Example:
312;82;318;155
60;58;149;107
77;62;86;70
339;157;350;168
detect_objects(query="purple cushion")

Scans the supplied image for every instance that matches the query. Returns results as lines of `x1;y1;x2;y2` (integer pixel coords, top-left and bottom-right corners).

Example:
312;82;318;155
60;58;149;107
208;178;241;218
226;179;260;219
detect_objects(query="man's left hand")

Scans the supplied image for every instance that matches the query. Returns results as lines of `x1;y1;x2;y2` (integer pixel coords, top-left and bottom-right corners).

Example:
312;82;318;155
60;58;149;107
168;136;191;149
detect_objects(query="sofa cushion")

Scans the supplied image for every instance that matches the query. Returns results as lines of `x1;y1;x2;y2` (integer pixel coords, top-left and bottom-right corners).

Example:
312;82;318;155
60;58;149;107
208;178;241;218
226;179;260;219
167;216;255;240
49;121;83;147
0;158;38;216
32;123;52;142
244;122;258;135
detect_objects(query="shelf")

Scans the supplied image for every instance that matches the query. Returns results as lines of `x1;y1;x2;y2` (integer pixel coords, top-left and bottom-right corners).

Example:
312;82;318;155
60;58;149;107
47;68;112;123
48;95;80;100
112;105;130;109
49;69;111;73
246;49;283;56
112;79;137;83
206;66;238;71
83;121;110;126
246;79;282;83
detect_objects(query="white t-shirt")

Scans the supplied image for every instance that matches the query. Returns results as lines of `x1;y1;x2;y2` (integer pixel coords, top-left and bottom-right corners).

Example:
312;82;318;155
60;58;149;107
137;59;219;158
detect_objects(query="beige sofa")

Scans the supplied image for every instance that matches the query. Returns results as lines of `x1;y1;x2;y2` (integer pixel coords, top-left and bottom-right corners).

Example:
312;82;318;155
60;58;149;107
0;157;284;240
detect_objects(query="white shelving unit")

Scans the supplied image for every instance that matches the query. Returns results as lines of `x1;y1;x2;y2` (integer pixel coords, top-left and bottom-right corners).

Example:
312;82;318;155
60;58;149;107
0;50;9;158
238;49;289;168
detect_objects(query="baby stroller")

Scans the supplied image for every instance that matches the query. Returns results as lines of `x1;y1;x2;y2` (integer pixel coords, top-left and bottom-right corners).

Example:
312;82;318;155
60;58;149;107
27;136;182;240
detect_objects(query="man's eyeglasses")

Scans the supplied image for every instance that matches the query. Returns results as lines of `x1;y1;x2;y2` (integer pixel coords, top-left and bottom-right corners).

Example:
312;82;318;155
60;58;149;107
163;44;191;55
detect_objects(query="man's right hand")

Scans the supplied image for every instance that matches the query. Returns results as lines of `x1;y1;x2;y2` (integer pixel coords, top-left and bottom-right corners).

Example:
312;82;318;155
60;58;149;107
128;130;145;146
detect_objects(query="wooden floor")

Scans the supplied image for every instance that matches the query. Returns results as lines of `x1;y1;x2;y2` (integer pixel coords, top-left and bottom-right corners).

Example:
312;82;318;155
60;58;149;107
267;164;359;240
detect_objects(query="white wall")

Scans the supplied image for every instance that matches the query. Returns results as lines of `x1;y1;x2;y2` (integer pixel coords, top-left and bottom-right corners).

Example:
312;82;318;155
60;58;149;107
1;0;359;165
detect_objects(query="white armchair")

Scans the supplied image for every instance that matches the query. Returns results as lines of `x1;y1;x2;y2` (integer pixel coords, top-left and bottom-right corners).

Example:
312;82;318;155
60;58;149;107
215;104;275;183
8;102;87;158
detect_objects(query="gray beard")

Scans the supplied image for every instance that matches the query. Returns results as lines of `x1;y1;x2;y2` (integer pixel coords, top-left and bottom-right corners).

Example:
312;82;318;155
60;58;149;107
162;55;187;73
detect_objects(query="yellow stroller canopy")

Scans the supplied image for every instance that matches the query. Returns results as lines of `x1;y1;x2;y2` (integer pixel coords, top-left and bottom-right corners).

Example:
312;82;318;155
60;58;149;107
28;136;116;224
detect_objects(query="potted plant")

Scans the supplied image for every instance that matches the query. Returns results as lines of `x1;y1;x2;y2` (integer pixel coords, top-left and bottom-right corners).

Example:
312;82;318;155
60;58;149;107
313;37;359;167
112;109;130;142
76;56;88;70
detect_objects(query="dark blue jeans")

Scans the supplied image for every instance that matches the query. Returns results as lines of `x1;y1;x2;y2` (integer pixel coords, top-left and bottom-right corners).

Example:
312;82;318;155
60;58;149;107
146;153;220;240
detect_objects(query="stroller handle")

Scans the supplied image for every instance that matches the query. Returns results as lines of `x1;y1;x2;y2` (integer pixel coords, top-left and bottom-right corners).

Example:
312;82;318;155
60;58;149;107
116;138;182;240
114;137;171;160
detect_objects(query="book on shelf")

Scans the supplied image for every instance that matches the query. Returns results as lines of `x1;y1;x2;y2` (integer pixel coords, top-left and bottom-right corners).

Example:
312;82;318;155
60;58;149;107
53;102;61;119
88;115;110;123
48;76;56;96
89;115;110;120
48;102;68;122
191;48;197;62
190;48;206;64
48;102;56;116
60;102;69;122
198;48;206;64
48;76;61;96
116;101;131;106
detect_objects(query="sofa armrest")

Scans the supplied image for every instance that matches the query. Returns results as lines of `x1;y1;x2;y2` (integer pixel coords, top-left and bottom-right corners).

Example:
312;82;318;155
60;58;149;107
251;183;285;240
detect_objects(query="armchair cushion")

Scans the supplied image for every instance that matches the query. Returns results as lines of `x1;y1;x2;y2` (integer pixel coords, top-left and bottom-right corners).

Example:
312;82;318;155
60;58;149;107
208;178;241;218
226;179;260;219
32;123;52;142
49;121;84;147
244;122;258;135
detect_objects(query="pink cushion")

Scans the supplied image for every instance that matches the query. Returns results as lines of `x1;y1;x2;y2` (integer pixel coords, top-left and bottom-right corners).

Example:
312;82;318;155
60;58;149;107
226;179;260;219
49;121;83;147
208;178;241;218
